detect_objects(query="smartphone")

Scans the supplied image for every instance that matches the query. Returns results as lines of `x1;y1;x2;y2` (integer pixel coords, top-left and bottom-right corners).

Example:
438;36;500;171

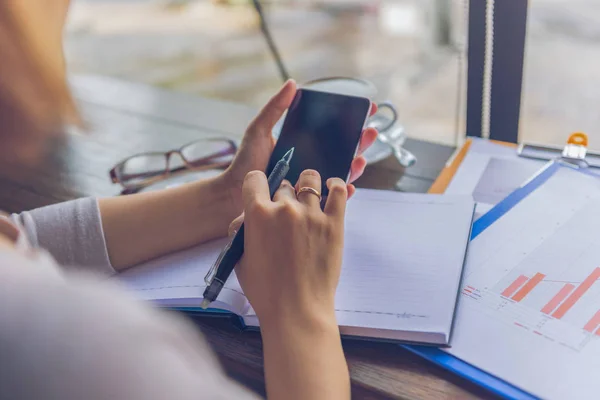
266;89;371;196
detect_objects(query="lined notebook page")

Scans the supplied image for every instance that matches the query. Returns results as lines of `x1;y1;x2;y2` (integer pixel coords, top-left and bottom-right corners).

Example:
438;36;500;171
119;238;249;315
333;190;474;342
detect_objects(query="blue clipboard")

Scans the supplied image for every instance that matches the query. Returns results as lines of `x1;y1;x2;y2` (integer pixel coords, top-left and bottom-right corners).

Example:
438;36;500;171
402;161;600;399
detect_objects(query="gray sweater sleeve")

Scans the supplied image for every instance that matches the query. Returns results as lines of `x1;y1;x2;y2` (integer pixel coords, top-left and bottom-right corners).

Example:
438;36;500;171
11;198;115;275
0;250;258;400
1;201;260;400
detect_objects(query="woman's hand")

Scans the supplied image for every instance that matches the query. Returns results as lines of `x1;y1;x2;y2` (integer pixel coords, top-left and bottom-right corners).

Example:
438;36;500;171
98;81;377;271
237;169;346;328
222;80;378;215
234;169;350;400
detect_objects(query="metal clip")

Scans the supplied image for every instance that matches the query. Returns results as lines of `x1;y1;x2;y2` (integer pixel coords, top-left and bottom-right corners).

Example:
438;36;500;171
562;132;588;161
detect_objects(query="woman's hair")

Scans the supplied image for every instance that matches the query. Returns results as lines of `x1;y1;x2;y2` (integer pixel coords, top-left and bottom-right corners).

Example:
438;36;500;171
0;2;77;162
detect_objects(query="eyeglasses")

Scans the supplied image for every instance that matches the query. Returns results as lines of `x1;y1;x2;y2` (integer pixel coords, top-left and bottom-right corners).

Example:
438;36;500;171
110;138;237;193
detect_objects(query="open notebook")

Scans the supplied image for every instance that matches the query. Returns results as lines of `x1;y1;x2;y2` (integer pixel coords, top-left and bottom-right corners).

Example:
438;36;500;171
118;189;475;346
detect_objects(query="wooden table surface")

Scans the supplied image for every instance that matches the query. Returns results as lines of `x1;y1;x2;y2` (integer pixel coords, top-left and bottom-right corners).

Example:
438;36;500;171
0;75;494;399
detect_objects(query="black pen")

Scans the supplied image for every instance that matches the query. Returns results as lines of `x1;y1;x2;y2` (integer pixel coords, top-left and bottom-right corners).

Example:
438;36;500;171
200;147;295;309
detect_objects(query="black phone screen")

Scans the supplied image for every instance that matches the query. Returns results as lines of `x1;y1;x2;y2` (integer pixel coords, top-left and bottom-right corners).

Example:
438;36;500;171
266;89;371;195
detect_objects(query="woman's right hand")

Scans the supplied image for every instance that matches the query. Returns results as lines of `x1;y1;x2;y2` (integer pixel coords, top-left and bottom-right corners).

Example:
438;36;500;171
233;169;350;400
235;169;347;331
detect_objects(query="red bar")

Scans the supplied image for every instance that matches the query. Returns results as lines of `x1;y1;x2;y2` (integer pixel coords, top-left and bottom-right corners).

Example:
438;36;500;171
584;310;600;333
553;267;600;319
541;283;575;314
512;273;546;302
501;275;529;298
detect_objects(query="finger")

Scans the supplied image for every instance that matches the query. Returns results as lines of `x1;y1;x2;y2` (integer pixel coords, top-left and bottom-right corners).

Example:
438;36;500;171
228;213;244;237
273;180;296;202
246;80;297;138
348;156;367;183
369;102;378;117
296;169;322;209
347;184;356;199
357;127;378;155
324;178;348;219
242;171;270;209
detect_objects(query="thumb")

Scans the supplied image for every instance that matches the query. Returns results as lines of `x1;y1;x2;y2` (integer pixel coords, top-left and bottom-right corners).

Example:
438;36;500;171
246;80;297;138
229;213;244;237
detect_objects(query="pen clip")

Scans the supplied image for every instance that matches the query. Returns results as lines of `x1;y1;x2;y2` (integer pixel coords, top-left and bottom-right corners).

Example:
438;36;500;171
204;237;233;285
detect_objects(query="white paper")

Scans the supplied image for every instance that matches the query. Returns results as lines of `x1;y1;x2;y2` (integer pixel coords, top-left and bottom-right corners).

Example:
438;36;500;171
334;190;474;342
446;138;544;217
447;166;600;399
119;238;250;315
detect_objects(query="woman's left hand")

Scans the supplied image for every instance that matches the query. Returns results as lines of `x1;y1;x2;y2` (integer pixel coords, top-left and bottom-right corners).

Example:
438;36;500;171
222;80;379;214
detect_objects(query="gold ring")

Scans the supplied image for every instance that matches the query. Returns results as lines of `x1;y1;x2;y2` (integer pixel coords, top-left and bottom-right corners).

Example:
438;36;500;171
297;186;322;201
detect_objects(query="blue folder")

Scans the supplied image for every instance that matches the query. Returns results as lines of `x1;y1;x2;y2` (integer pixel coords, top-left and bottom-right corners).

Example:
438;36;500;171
403;161;599;399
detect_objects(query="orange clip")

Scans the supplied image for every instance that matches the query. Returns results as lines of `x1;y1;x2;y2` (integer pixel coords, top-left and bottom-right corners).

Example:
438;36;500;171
563;132;589;161
567;132;588;147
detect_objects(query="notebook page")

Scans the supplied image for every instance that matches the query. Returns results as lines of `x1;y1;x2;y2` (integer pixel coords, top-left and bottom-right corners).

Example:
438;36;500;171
118;189;473;343
118;238;249;315
334;190;474;340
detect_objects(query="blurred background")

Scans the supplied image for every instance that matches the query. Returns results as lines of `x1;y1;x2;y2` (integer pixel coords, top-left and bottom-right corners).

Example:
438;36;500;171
64;0;600;149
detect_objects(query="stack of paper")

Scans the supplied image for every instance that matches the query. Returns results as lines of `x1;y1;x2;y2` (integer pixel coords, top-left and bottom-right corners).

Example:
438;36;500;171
410;138;600;399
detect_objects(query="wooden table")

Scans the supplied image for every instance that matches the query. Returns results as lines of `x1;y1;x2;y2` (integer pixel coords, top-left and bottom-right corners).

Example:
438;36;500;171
0;75;493;399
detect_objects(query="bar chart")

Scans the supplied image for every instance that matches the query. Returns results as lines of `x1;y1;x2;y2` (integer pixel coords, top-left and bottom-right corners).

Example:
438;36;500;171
455;181;600;352
463;233;600;349
498;267;600;335
552;268;600;320
501;268;600;336
446;168;600;399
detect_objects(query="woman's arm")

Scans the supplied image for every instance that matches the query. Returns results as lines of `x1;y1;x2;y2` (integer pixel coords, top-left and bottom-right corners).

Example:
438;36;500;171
98;82;377;271
97;81;300;271
99;176;236;270
261;313;349;400
10;82;375;272
235;171;351;399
